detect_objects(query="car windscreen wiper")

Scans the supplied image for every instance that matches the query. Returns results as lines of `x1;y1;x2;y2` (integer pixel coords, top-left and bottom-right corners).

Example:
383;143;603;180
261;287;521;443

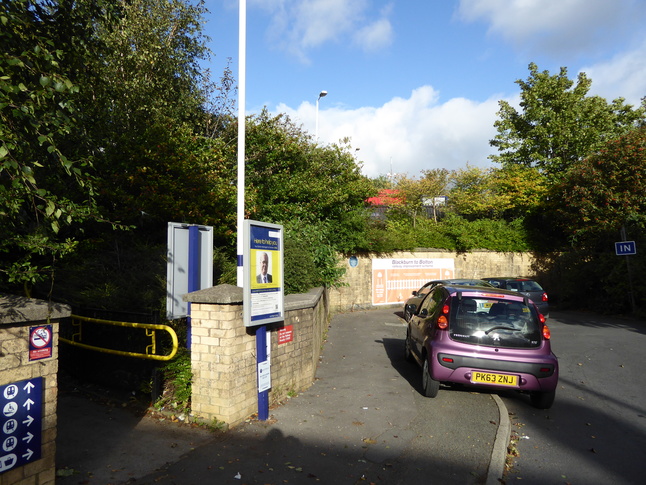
484;325;517;334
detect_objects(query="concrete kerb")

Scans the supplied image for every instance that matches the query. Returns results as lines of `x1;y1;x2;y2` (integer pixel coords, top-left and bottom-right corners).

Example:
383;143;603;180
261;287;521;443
486;394;511;485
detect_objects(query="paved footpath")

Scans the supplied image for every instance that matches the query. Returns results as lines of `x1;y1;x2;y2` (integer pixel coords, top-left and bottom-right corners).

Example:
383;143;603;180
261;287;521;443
57;307;507;485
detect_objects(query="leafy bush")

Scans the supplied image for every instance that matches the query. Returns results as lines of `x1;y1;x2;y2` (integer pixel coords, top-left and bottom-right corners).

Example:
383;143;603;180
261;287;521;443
154;348;193;414
283;234;320;294
282;221;345;293
440;215;532;252
213;245;237;286
366;213;533;253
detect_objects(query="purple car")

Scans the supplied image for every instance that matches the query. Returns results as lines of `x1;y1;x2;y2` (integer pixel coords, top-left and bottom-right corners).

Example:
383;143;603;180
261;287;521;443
405;284;558;409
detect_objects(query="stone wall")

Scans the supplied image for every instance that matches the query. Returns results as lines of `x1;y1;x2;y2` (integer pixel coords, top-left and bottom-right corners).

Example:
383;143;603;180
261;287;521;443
0;295;70;485
185;285;328;428
329;250;537;312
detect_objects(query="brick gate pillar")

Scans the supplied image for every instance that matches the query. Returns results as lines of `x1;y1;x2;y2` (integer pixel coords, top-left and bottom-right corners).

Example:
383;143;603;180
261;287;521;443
0;294;71;485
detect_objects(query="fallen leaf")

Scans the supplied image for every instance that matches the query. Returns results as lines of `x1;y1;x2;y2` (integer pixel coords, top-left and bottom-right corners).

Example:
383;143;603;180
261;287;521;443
56;468;76;477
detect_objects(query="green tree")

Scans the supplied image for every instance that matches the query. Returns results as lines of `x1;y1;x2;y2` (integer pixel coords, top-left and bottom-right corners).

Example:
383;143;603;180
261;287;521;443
448;165;516;220
369;174;395;190
214;111;376;288
230;111;375;252
554;127;646;246
391;169;450;224
490;164;548;219
490;62;646;182
7;0;236;308
66;0;217;224
0;0;102;295
448;164;556;221
542;128;646;313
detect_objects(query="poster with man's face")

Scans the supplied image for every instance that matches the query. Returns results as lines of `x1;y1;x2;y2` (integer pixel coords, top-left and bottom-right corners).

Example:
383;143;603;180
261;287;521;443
244;220;284;327
253;250;277;287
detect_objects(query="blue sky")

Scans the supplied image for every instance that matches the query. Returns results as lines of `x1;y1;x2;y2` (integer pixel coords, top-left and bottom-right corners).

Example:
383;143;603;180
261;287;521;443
203;0;646;178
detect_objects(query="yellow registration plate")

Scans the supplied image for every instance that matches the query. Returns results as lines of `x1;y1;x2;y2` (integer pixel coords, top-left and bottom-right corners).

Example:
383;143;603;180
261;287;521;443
472;371;518;387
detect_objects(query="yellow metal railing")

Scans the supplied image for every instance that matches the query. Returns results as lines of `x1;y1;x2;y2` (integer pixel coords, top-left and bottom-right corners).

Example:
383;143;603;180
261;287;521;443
60;314;179;361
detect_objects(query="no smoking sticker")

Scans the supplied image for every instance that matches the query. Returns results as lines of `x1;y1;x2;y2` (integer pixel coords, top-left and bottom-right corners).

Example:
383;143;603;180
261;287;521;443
29;325;52;361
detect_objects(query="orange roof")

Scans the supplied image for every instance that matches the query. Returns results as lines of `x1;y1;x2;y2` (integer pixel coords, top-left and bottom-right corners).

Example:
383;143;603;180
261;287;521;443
366;189;403;206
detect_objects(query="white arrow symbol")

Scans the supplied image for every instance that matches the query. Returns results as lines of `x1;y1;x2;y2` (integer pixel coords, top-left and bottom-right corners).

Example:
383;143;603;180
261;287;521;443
22;432;34;444
22;449;33;461
22;416;34;427
23;382;35;394
23;399;34;411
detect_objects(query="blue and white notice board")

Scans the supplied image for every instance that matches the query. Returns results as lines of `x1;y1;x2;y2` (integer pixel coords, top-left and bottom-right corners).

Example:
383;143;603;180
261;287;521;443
243;220;284;327
0;377;42;474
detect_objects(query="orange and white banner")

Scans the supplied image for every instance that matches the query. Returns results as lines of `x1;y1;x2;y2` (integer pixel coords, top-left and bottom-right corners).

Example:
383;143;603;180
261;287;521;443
372;258;454;305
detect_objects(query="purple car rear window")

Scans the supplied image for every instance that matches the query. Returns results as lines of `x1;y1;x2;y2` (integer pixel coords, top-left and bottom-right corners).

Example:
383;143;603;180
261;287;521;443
449;296;541;349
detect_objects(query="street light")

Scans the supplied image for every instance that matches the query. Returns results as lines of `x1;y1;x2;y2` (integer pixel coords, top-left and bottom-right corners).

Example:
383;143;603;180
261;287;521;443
315;90;327;142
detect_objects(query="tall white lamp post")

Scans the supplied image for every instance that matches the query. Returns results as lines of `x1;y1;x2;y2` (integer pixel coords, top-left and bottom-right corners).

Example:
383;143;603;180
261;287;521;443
315;90;327;142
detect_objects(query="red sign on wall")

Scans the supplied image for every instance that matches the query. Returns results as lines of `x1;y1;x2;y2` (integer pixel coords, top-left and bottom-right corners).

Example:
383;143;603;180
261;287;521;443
29;325;53;361
278;325;293;344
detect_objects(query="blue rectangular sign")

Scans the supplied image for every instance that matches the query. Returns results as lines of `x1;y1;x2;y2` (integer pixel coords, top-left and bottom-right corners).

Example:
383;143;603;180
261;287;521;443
0;377;42;474
615;241;636;255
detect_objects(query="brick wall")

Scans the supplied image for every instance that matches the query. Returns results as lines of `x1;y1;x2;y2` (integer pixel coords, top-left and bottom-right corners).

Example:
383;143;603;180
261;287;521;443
185;285;328;428
0;295;70;485
329;250;537;311
183;250;535;427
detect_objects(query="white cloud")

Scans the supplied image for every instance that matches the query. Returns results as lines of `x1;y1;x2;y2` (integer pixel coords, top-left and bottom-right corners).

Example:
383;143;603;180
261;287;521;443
353;3;394;52
582;40;646;106
251;0;393;62
245;0;645;180
353;17;393;52
278;86;503;178
457;0;644;57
